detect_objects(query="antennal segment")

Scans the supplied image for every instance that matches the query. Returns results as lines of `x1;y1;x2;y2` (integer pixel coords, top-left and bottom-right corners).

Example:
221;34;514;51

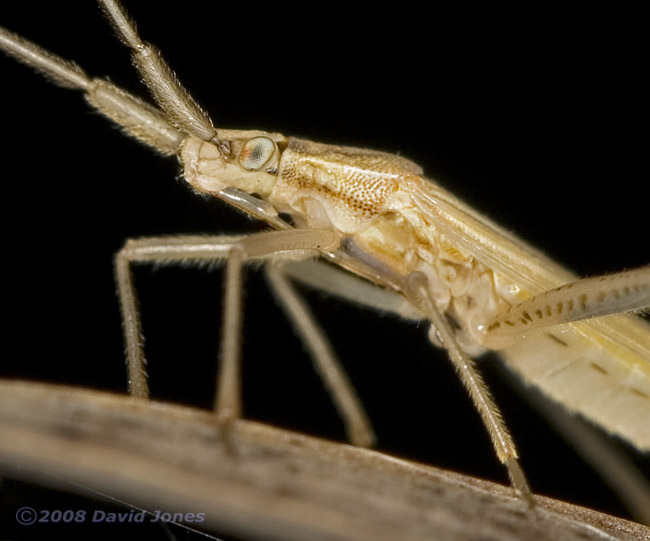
98;0;228;154
0;25;183;155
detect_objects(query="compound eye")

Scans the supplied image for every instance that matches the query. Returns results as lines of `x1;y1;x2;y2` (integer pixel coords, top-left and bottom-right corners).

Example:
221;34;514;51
239;137;277;170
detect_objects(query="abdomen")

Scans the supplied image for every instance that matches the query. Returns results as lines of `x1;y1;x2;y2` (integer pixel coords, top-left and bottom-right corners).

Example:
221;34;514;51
499;313;650;450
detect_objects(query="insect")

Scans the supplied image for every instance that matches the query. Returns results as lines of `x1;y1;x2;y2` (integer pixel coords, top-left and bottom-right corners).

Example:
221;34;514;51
0;0;644;524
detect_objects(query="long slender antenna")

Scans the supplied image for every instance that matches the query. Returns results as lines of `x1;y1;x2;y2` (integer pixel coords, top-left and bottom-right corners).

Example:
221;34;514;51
97;0;229;155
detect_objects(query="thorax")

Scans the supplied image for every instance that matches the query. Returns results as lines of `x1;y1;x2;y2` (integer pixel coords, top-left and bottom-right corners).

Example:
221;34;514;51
270;138;518;352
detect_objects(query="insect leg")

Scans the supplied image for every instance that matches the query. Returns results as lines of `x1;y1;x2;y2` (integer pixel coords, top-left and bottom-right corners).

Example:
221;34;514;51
482;266;650;349
265;265;375;447
280;259;424;321
117;231;341;420
115;235;245;398
217;230;340;430
404;272;533;504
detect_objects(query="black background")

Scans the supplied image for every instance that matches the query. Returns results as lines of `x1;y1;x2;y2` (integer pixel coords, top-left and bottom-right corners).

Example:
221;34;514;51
1;2;648;539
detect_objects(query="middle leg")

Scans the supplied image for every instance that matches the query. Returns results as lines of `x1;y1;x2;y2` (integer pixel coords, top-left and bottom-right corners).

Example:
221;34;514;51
404;271;533;504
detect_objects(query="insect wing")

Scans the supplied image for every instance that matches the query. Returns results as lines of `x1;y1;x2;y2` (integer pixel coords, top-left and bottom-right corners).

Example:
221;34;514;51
406;174;650;449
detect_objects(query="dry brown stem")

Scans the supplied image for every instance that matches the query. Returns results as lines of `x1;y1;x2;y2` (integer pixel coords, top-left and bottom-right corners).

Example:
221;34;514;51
0;380;648;540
